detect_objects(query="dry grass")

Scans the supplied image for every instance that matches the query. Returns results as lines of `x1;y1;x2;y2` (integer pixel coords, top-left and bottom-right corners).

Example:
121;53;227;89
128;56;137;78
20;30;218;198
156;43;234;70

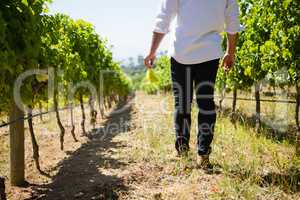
116;92;300;200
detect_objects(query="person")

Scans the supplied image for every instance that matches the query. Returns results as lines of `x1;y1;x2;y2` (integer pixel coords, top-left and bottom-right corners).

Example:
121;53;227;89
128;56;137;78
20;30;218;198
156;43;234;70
144;0;242;169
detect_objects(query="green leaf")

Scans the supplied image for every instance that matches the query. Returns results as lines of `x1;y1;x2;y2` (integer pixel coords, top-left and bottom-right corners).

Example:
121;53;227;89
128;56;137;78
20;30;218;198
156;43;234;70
21;0;29;6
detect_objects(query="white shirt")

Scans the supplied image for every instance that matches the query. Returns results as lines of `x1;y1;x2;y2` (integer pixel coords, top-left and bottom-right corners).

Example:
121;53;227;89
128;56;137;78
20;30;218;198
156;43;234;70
153;0;242;64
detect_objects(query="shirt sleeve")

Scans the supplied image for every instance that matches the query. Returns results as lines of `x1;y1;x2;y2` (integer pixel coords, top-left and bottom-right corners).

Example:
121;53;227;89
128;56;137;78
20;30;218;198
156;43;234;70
153;0;178;34
225;0;243;34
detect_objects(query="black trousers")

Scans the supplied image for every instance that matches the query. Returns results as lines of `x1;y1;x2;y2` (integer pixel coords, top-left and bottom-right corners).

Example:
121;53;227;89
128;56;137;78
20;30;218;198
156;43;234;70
170;57;219;155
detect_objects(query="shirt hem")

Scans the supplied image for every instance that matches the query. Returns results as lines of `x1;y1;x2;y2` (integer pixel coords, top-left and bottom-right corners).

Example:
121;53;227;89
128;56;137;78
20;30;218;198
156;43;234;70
170;54;223;65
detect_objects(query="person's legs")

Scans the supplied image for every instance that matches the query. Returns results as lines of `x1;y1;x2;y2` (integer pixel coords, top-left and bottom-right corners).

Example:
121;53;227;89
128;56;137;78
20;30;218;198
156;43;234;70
170;57;193;154
193;59;219;156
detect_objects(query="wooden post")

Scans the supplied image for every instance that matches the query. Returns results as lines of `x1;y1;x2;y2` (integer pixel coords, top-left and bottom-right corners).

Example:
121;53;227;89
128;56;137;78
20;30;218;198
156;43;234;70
231;87;238;125
296;84;300;132
255;83;261;133
98;92;105;120
89;96;97;129
232;88;237;114
295;84;300;155
79;94;86;136
9;103;25;186
0;176;6;200
38;102;43;122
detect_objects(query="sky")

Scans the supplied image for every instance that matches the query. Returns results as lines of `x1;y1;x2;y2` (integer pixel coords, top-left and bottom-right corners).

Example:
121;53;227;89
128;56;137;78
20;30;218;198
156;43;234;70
49;0;170;63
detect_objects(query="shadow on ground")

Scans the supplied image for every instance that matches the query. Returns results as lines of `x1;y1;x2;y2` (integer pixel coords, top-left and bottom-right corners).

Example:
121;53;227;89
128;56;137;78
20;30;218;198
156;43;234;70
26;101;133;200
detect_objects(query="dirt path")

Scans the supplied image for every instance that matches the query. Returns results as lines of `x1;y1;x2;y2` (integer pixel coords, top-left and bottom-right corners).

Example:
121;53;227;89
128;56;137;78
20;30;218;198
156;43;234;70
21;100;134;199
113;93;222;199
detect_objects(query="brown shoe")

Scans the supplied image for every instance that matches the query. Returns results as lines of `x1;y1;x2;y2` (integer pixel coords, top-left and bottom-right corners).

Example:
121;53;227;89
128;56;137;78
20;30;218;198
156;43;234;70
197;155;212;169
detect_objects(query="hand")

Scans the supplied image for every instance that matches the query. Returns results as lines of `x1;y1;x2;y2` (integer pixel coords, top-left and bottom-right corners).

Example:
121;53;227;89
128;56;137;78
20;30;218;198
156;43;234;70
144;53;156;69
222;53;235;73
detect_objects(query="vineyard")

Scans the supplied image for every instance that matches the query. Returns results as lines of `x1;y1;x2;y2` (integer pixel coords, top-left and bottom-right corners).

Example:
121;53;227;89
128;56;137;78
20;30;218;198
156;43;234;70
0;0;132;190
0;0;300;199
